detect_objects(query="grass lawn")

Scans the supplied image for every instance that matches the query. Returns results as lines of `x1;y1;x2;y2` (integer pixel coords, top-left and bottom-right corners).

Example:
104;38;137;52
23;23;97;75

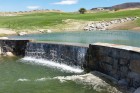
0;9;139;30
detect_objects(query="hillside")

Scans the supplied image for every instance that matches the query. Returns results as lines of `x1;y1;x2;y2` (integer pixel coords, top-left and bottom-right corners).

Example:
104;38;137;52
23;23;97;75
91;2;140;10
0;9;139;35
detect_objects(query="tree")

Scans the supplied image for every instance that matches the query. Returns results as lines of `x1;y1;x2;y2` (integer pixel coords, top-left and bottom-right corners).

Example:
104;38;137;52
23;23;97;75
79;8;86;14
114;8;120;11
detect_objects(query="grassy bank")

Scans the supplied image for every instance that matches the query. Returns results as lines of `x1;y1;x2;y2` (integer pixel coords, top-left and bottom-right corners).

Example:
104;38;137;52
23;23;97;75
0;9;140;31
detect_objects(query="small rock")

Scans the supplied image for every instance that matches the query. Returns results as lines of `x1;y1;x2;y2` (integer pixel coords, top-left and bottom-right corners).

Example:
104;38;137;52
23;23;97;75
39;29;44;33
47;29;52;33
0;37;8;39
5;52;14;57
18;32;27;36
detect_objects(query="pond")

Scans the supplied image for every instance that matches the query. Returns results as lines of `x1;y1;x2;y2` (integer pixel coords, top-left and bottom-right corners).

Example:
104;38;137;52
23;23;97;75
4;30;139;93
0;57;120;93
9;30;140;47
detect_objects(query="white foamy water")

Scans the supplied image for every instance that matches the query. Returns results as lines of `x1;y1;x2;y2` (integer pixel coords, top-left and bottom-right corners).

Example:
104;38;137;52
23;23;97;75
16;72;122;93
21;57;83;73
32;72;122;93
52;73;122;93
35;78;48;81
17;78;30;82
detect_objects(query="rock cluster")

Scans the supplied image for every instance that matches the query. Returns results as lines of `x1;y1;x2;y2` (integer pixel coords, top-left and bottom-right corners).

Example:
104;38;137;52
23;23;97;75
38;29;52;33
84;17;139;31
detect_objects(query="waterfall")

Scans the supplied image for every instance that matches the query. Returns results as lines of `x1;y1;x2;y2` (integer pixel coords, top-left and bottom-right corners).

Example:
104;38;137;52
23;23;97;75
23;42;88;72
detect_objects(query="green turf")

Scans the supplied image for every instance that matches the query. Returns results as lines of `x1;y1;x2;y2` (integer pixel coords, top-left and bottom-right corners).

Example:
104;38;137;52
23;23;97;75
0;9;140;30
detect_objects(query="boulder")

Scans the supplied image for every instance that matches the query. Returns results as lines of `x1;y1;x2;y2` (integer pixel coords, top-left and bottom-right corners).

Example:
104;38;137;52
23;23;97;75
96;23;103;29
18;32;27;36
84;27;89;31
5;52;14;57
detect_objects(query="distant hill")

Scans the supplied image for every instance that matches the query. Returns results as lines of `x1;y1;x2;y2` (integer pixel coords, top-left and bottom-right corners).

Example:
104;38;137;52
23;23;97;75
91;2;140;10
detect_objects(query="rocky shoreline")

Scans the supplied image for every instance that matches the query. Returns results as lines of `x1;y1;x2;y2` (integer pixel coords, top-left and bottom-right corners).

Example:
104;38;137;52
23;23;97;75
84;17;139;31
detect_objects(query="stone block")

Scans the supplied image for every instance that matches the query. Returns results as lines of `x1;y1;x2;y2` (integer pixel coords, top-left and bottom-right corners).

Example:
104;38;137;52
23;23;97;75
120;59;129;65
102;56;113;64
119;50;131;59
131;52;140;60
111;71;120;80
99;62;112;74
130;60;140;74
120;66;129;78
99;47;111;56
109;49;120;58
127;72;140;88
112;59;118;69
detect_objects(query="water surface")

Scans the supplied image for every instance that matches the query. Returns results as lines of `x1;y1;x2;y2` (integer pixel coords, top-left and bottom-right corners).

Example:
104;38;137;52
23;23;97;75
9;30;140;47
1;57;112;93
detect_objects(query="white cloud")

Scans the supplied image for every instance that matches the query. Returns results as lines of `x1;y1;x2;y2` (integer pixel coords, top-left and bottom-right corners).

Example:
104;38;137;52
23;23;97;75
52;0;78;5
27;6;40;10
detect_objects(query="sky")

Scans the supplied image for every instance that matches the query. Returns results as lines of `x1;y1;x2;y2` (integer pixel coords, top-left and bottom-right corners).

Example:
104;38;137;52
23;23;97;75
0;0;140;12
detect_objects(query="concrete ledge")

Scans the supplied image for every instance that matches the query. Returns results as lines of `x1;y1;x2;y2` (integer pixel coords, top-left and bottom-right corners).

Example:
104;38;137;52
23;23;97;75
92;42;140;53
31;41;89;48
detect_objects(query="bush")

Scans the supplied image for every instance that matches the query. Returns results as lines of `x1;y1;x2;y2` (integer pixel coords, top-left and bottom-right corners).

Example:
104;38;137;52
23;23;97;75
79;8;86;14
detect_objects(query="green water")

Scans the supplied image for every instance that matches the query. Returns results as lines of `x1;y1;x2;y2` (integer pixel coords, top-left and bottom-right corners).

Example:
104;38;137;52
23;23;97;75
0;57;102;93
9;30;140;47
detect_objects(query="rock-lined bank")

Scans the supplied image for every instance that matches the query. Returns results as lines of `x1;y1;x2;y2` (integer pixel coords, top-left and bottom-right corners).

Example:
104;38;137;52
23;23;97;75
84;17;139;31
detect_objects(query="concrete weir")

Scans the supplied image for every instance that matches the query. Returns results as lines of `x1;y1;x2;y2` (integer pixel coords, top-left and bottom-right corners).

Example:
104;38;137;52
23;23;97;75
25;41;89;68
0;40;140;92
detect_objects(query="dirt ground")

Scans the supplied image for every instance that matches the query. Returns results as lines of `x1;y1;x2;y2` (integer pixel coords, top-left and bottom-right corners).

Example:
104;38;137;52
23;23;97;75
0;28;16;35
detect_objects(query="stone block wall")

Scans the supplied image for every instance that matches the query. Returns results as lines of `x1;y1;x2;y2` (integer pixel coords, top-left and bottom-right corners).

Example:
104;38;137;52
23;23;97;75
87;43;140;89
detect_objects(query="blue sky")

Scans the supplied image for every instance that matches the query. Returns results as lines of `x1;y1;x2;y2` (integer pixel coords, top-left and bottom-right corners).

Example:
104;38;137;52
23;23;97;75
0;0;140;12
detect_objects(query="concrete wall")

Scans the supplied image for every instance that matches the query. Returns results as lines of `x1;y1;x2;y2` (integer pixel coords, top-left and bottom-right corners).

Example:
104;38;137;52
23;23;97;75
87;43;140;89
0;40;29;56
25;41;89;68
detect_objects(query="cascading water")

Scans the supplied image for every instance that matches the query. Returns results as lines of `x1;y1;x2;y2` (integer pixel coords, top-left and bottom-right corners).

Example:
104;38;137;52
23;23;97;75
19;41;123;93
21;57;84;73
22;42;88;73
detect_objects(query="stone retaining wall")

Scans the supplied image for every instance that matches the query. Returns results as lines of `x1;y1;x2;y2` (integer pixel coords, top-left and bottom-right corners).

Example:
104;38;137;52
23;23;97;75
87;43;140;90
